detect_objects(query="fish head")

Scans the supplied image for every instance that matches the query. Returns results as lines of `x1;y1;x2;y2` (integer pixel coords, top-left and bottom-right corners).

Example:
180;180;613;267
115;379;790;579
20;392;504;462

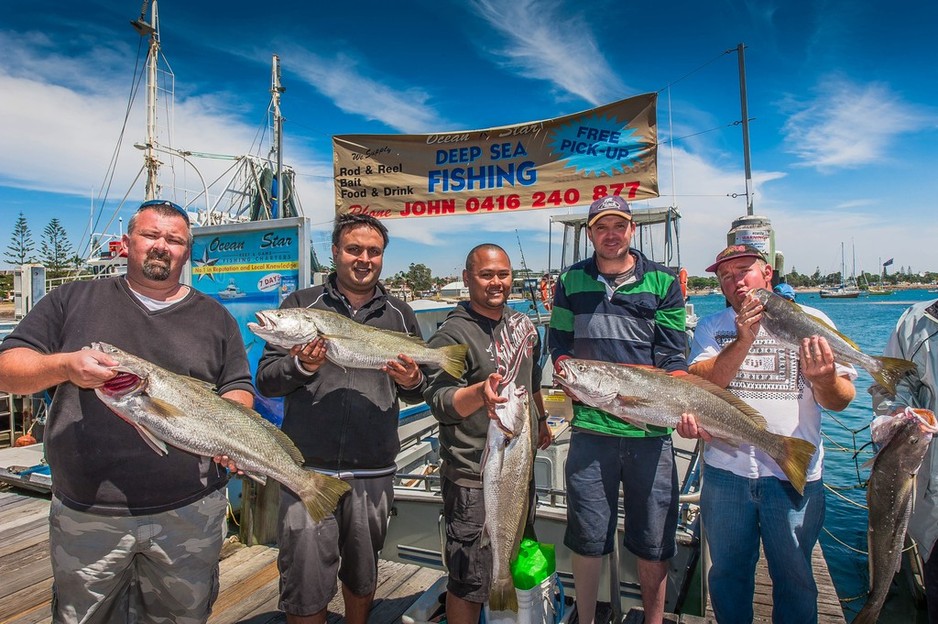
493;384;529;438
247;309;319;348
751;288;773;305
553;358;612;402
872;407;938;474
97;370;148;400
89;342;151;400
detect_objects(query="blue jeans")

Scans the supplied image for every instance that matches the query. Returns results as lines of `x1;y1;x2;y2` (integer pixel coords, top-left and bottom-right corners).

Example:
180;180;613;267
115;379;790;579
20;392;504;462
701;466;825;624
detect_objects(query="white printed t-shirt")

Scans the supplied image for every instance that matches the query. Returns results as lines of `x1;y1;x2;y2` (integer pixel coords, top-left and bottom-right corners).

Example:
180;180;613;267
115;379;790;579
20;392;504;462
689;304;857;483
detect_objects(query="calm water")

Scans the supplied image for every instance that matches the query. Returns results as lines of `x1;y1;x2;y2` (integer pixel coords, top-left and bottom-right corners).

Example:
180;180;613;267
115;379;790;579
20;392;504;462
689;289;938;623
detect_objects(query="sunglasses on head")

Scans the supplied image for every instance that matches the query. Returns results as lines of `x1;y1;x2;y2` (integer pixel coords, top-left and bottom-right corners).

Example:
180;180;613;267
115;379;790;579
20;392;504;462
138;199;190;224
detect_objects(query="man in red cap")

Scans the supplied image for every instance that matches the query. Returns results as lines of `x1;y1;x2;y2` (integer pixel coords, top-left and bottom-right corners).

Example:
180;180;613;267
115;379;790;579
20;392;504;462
680;244;856;624
549;194;688;624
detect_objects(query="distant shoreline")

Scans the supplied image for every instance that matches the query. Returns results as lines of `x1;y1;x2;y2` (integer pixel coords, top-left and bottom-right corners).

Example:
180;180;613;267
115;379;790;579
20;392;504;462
688;284;935;296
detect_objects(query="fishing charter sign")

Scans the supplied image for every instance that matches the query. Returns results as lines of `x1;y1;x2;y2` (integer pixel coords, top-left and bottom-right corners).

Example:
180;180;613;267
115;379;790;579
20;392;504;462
333;93;658;219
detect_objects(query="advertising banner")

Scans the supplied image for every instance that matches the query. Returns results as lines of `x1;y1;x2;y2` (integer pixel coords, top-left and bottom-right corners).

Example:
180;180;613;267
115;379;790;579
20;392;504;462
334;93;657;219
188;217;309;426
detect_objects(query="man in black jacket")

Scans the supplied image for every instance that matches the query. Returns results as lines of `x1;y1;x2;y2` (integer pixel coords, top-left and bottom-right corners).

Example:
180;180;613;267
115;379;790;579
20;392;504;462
256;214;425;624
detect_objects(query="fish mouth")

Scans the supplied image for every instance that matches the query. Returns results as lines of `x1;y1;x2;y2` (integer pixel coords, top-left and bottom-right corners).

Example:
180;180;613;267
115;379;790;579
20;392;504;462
249;311;276;332
907;407;938;433
100;371;146;398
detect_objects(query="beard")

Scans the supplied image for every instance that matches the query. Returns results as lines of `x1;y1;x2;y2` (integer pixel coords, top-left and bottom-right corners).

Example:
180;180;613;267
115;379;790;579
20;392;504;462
141;249;172;281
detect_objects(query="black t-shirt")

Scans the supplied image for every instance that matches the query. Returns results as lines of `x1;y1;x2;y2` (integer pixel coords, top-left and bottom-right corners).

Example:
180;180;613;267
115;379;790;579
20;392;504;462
0;277;254;514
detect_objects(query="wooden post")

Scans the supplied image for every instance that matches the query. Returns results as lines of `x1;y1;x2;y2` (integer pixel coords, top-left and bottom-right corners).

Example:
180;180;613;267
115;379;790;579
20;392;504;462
238;477;281;546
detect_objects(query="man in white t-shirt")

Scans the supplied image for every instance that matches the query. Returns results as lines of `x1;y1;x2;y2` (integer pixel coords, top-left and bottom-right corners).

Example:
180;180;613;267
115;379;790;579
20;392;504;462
679;244;856;624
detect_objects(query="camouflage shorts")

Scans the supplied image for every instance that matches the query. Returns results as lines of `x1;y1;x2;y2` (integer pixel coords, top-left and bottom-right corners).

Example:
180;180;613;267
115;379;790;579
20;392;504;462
49;488;228;624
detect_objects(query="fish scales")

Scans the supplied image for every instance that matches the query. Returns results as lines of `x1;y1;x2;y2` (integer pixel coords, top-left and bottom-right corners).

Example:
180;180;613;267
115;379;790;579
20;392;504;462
248;307;468;378
554;358;817;494
482;383;534;613
92;342;350;522
753;288;916;396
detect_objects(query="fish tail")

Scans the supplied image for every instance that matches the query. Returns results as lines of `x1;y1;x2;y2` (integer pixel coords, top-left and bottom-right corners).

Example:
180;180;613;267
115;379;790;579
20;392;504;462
771;435;817;496
870;356;918;396
488;578;518;612
298;473;351;522
440;344;469;379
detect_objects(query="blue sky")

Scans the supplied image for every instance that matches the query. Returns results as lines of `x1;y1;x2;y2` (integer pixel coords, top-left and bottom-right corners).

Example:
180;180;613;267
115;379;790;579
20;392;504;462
1;0;936;279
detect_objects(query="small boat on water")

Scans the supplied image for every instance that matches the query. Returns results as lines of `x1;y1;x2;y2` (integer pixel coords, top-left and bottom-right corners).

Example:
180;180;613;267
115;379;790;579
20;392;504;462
820;242;861;299
820;285;861;299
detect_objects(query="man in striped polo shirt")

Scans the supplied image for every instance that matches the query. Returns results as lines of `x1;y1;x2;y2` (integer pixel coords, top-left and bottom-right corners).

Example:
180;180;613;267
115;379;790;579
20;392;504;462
549;195;687;624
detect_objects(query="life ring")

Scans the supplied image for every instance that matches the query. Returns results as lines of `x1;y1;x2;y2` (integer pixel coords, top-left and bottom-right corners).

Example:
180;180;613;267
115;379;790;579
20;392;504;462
678;267;688;300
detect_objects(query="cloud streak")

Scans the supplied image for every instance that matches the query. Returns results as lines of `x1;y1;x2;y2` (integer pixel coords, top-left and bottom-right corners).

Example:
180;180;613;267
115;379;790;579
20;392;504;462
467;0;627;105
281;48;451;134
781;75;931;171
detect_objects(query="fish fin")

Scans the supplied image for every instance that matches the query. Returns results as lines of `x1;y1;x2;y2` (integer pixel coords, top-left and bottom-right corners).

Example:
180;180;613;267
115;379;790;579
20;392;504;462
295;472;351;522
678;374;770;428
612;398;653;431
870;356;918;396
488;579;519;612
768;434;816;495
439;344;469;379
132;423;170;456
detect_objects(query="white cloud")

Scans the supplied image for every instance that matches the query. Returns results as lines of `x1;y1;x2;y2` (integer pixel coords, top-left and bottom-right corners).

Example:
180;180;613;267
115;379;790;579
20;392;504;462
467;0;628;105
781;75;929;171
281;48;450;134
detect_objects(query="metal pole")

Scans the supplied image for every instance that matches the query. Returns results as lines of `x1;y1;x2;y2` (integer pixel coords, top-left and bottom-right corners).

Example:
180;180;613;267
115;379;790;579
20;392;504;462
271;55;285;219
737;43;754;216
144;1;160;200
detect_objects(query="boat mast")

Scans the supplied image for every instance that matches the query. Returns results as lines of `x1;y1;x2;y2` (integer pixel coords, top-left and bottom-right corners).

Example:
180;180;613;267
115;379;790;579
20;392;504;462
271;55;285;219
736;43;754;216
131;0;161;200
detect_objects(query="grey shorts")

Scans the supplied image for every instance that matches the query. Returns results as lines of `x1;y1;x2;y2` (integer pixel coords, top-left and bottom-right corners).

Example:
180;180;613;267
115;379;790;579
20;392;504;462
564;431;678;561
48;488;228;624
441;477;491;603
277;472;394;616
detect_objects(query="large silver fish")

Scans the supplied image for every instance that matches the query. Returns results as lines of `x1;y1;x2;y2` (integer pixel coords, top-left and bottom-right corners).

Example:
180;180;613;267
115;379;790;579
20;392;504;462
248;308;468;379
752;288;916;395
554;358;817;494
854;407;938;624
92;342;350;522
482;383;534;612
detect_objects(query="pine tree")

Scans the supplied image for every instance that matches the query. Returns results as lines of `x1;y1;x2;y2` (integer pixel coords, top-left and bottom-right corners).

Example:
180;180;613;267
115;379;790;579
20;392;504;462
40;218;74;277
4;212;36;265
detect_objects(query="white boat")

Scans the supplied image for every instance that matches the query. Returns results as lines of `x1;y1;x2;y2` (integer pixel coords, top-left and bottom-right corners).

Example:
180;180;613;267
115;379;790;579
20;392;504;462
819;242;860;299
218;280;247;299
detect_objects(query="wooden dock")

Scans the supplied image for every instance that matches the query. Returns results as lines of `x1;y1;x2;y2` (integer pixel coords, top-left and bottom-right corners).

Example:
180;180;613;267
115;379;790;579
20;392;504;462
0;486;844;624
0;487;442;624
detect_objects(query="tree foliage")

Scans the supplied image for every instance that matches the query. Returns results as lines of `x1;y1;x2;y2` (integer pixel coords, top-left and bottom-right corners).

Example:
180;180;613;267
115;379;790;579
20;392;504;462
402;263;433;293
4;212;36;265
40;218;74;276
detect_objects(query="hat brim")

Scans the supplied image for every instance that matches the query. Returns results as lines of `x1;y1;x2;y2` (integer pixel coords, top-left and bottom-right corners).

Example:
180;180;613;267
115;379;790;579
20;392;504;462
587;209;633;227
705;252;765;273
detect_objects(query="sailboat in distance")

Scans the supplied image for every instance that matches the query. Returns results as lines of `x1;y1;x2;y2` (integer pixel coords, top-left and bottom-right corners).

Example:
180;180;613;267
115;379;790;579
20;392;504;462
819;241;861;299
